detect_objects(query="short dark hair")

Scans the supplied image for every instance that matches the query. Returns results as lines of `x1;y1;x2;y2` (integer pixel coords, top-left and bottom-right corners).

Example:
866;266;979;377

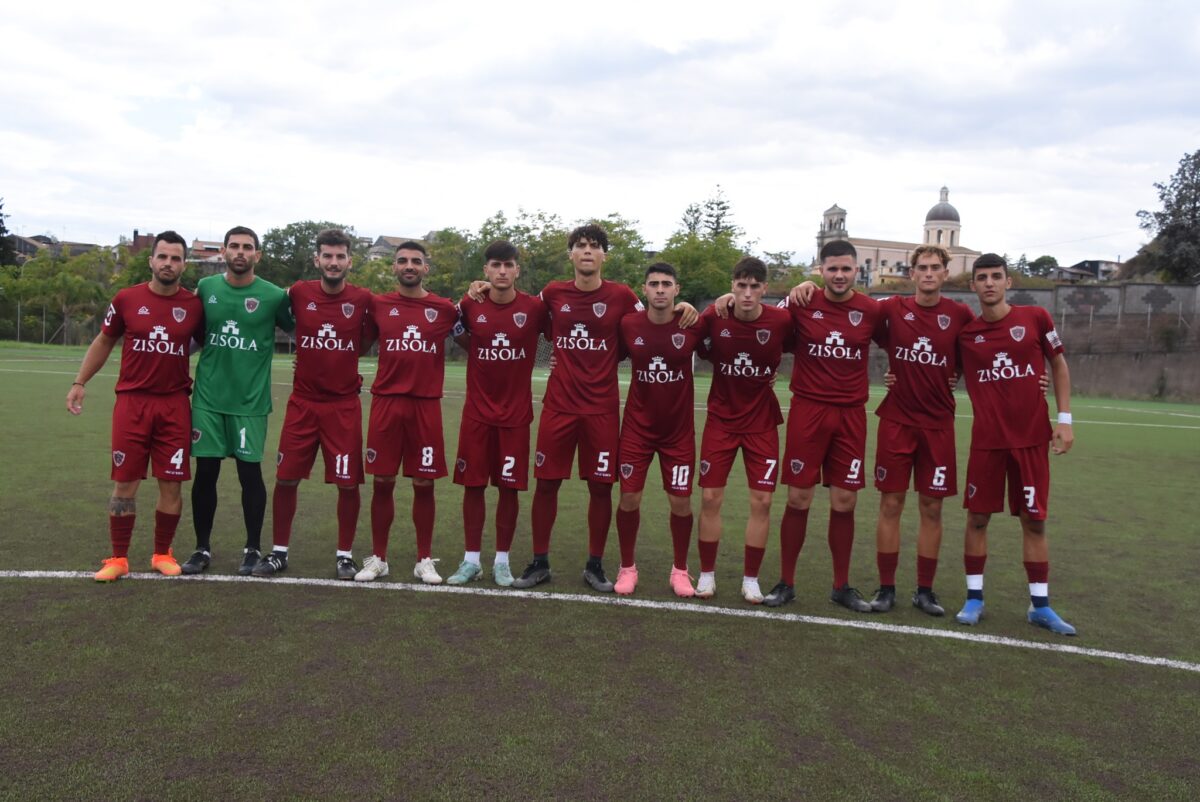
394;240;428;256
315;228;353;253
153;230;188;257
223;225;260;250
644;262;678;281
819;239;857;262
484;240;518;262
568;224;609;252
973;252;1007;275
732;256;767;282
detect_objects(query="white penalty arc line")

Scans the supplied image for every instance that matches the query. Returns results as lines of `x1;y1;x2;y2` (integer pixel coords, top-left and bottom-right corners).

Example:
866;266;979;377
3;570;1198;675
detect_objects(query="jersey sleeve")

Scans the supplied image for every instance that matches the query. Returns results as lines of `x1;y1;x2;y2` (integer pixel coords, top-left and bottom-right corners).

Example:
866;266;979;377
275;290;296;333
1038;307;1065;359
101;293;125;338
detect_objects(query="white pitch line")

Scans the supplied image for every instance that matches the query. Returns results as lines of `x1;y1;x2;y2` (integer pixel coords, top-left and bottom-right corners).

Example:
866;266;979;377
2;570;1197;675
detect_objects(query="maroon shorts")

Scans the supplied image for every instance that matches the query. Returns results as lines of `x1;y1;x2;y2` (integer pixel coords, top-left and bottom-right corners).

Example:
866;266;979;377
783;397;867;490
275;394;364;485
111;392;191;482
534;406;619;483
964;445;1051;520
365;395;447;479
873;418;957;497
698;421;779;491
618;423;695;496
454;416;531;489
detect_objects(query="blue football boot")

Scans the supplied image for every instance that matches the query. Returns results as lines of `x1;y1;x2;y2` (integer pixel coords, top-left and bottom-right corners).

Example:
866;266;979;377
955;598;985;625
1027;604;1077;635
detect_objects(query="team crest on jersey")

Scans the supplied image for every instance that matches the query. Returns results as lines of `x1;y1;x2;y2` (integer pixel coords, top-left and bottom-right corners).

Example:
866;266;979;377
904;312;915;321
592;303;607;318
1010;326;1025;342
456;458;467;473
138;306;150;316
342;303;355;319
112;450;126;467
876;466;887;481
937;314;951;330
245;298;259;313
535;451;546;467
790;459;804;475
425;308;438;322
848;310;863;327
172;307;187;323
620;463;634;479
513;312;527;328
756;329;770;345
306;302;317;311
699;460;710;476
191;429;202;444
366;448;377;464
672;333;686;349
276;452;284;466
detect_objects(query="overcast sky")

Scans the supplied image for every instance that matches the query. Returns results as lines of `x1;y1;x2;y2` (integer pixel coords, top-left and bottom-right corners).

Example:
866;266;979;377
2;0;1197;266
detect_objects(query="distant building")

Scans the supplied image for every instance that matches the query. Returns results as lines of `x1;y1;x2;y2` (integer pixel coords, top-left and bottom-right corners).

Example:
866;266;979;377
1068;259;1121;282
815;187;981;287
367;235;426;261
7;235;46;264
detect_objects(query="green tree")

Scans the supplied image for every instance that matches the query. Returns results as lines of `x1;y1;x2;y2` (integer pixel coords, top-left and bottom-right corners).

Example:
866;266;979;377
1137;150;1200;283
578;213;648;290
0;199;16;266
424;227;476;299
659;231;745;304
259;220;358;287
1014;253;1029;275
1029;254;1058;278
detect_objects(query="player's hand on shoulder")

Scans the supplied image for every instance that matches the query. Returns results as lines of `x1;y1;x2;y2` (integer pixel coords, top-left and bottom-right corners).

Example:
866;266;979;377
789;281;818;307
467;281;492;302
66;383;85;415
712;293;734;318
883;370;896;389
675;302;699;327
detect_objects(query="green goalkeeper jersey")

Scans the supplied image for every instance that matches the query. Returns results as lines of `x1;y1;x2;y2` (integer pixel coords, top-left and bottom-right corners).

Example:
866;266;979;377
194;274;294;415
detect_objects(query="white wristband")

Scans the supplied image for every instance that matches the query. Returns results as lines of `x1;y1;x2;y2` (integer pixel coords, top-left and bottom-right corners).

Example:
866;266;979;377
1057;412;1072;425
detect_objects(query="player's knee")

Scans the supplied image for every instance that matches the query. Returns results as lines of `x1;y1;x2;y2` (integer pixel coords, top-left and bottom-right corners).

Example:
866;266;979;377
748;490;773;515
701;488;724;511
1021;516;1046;537
373;475;397;488
618;492;641;512
535;478;561;497
967;512;990;531
786;486;813;510
157;480;182;501
587;480;611;499
917;495;942;520
668;495;692;516
277;478;301;488
830;488;858;512
879;492;906;518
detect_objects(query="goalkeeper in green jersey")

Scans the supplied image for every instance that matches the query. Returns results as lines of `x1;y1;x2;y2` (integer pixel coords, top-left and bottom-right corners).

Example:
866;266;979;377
181;226;295;575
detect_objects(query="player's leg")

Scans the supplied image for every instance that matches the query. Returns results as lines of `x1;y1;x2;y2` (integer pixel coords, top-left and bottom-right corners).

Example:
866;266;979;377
358;396;403;582
334;483;362;579
665;492;695;597
910;425;955;616
614;490;642;595
579;412;620;592
96;479;140;582
406;398;447;585
826;485;870;612
771;400;829;608
871;419;916;611
956;447;1004;624
257;396;319;577
695;422;738;598
743;488;774;604
231;414;270;574
327;395;365;579
911;495;946;616
149;480;184;576
491;424;528;587
821;406;870;613
765;484;812;608
1012;447;1072;634
449;417;493;585
517;408;578;587
186;405;228;573
143;393;189;577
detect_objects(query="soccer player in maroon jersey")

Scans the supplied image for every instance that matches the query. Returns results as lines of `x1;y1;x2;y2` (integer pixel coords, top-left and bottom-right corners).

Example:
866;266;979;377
766;239;881;611
614;263;706;597
251;229;372;580
66;232;204;581
694;257;794;603
355;241;458;584
446;240;547;587
955;253;1076;634
510;224;644;591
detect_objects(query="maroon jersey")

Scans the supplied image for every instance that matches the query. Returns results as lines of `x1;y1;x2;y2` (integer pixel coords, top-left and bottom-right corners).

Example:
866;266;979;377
698;304;793;433
366;291;458;398
290;281;372;401
875;295;975;430
620;311;705;443
540;279;643;415
101;283;203;395
959;305;1064;450
458;291;547;427
787;291;880;407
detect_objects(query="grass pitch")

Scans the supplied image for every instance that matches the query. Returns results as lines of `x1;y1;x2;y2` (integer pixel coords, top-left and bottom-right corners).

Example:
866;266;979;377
2;342;1198;800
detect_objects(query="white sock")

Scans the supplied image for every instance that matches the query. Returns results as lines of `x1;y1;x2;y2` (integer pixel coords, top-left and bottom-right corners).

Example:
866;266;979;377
966;574;984;591
742;576;760;586
272;545;289;554
336;549;352;558
494;551;510;566
464;551;481;566
700;571;715;583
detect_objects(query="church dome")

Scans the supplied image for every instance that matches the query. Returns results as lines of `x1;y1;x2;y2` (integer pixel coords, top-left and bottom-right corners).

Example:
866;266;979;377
925;186;960;223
